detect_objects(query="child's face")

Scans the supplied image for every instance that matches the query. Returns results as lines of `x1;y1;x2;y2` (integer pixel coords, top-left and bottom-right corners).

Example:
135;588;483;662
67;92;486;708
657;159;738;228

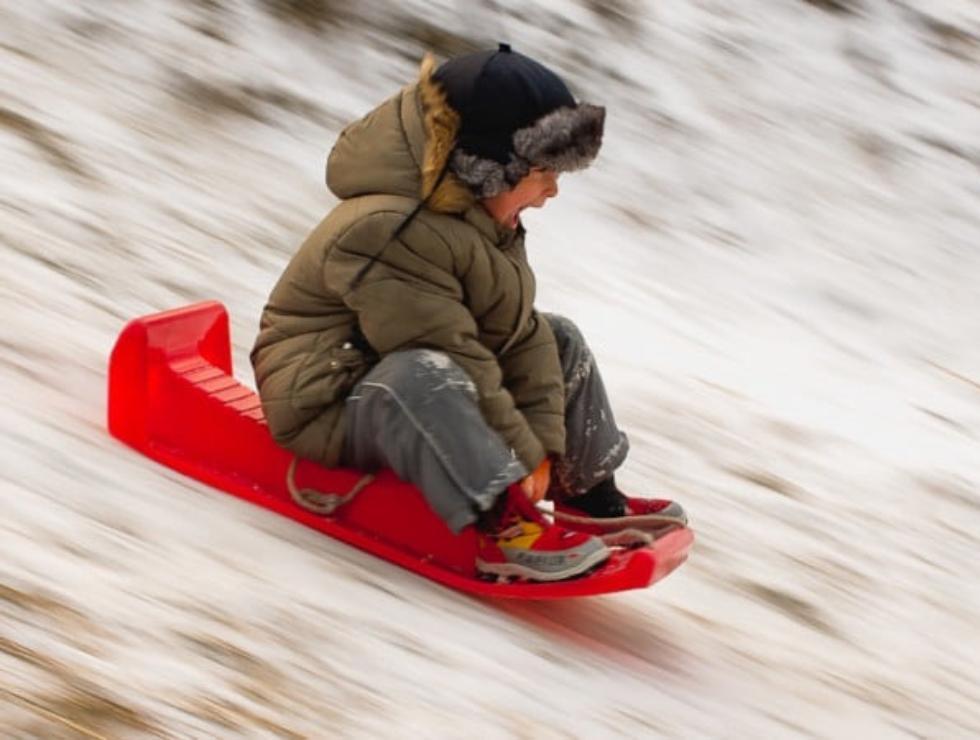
481;167;559;230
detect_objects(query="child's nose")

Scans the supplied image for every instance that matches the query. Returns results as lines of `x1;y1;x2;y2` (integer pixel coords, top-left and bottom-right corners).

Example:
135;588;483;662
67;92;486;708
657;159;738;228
545;171;559;197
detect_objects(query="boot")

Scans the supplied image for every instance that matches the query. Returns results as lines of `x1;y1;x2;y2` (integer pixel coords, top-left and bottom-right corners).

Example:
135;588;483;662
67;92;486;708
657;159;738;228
553;477;688;544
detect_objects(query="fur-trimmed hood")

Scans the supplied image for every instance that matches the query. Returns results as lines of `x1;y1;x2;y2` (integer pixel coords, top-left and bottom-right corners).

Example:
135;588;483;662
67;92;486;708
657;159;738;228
326;54;475;215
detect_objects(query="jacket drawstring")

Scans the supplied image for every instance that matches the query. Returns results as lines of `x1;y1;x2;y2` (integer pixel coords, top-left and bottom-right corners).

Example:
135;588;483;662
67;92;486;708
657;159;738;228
350;158;453;289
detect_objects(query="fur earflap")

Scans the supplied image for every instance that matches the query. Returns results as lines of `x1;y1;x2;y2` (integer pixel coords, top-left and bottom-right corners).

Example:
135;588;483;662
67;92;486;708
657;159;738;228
449;150;531;199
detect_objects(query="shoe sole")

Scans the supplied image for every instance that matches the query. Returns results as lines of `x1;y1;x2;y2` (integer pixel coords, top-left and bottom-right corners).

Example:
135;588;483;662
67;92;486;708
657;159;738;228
476;544;611;582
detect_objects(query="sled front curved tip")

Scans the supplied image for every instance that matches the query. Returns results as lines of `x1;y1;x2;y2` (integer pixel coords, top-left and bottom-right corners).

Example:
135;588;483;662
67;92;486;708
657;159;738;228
107;301;693;599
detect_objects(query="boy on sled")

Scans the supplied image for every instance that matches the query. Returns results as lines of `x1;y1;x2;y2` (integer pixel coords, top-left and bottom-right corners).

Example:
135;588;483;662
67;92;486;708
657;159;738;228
252;45;687;582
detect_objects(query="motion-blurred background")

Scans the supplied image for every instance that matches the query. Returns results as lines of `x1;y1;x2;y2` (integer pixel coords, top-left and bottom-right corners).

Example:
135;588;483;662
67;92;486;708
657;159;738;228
2;1;978;737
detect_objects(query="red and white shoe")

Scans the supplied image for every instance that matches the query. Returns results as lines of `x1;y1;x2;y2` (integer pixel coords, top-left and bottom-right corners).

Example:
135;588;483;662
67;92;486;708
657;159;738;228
552;481;688;547
476;486;610;582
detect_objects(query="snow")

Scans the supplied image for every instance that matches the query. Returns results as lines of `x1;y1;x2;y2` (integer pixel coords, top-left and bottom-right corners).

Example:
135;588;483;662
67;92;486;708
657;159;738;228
2;0;979;736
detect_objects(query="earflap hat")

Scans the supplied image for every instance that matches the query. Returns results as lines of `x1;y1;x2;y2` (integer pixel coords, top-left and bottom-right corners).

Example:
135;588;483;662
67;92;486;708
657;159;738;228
432;43;605;198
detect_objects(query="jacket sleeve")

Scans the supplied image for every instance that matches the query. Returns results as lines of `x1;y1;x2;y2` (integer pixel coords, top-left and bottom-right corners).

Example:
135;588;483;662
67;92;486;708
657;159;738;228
323;214;545;472
498;312;566;457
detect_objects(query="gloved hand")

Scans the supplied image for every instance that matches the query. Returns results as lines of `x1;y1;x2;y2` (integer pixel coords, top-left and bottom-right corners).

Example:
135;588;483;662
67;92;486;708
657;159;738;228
519;457;551;504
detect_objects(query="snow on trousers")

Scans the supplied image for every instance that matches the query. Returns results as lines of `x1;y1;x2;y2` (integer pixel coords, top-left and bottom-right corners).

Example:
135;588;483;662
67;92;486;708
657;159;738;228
341;314;630;533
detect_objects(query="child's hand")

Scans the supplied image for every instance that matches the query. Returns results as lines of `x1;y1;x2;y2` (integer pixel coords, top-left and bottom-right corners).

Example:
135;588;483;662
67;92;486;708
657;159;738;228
519;458;551;504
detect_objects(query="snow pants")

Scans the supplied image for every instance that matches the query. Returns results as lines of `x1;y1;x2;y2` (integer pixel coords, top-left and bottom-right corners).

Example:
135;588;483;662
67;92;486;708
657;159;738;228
341;314;630;533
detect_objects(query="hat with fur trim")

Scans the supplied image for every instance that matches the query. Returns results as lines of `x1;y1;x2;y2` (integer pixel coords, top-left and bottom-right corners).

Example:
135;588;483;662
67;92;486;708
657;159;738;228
432;43;605;199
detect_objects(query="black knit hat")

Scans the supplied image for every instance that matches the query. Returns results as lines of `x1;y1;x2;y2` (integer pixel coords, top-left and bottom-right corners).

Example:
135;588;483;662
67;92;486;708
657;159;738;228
432;43;605;198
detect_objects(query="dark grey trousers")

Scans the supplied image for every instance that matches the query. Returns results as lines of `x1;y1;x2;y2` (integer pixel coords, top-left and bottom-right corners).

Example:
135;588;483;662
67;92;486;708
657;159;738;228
341;314;629;533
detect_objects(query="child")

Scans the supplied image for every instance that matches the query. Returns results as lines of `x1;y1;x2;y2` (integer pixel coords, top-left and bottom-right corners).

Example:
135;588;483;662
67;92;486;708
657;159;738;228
252;44;687;582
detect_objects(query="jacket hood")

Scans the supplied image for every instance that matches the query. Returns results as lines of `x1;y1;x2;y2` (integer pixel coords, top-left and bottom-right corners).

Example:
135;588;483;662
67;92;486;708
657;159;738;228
326;54;475;215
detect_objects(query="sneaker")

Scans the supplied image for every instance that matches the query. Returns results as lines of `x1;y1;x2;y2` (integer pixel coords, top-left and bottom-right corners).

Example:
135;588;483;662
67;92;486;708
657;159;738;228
552;478;688;545
476;485;610;582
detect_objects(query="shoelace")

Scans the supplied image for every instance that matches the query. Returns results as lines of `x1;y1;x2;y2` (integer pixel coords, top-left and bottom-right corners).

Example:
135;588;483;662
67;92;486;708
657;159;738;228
506;485;550;527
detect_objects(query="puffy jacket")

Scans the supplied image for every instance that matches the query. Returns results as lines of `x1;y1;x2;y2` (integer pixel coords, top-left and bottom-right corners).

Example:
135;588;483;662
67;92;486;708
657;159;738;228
251;56;565;471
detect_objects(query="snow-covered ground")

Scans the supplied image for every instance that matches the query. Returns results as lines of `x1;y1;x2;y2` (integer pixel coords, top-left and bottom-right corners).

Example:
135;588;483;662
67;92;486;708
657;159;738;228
2;1;979;736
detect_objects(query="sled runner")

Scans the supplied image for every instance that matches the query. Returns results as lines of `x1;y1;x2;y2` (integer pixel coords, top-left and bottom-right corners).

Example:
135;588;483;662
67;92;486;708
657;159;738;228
107;301;692;599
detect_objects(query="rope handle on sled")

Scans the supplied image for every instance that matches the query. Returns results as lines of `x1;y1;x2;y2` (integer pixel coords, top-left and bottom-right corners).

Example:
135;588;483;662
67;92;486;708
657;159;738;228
287;456;375;516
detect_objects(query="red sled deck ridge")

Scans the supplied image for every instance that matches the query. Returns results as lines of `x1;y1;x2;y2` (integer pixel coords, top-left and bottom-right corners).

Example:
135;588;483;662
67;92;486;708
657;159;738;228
107;301;693;599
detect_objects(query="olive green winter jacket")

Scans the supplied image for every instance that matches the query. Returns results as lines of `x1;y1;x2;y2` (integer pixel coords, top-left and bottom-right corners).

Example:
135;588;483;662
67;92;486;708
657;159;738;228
251;57;565;471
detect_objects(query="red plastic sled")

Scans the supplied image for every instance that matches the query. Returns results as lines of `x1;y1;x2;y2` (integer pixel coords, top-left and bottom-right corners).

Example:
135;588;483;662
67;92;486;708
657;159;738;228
107;301;693;599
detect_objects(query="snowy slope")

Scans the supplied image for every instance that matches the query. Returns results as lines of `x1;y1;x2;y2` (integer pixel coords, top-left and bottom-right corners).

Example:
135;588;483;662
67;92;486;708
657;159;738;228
2;1;979;736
